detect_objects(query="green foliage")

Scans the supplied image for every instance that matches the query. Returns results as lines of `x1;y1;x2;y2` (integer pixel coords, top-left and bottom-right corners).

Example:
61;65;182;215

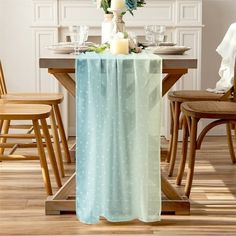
137;0;146;8
100;0;111;13
88;44;109;53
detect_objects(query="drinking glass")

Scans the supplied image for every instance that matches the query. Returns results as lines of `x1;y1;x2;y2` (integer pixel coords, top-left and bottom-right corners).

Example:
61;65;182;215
69;25;80;54
145;25;166;46
145;25;155;45
79;25;89;46
69;25;89;54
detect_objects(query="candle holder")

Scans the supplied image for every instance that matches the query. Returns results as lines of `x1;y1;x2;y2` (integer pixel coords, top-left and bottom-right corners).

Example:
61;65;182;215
108;8;126;34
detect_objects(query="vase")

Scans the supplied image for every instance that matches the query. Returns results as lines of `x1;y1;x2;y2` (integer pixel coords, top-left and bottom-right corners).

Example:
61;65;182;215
112;11;125;34
101;14;114;44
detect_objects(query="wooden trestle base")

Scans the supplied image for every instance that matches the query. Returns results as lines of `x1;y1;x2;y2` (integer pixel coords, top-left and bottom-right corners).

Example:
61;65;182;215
45;173;190;216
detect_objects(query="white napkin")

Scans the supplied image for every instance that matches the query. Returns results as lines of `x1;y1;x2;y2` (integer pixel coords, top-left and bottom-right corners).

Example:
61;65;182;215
207;23;236;93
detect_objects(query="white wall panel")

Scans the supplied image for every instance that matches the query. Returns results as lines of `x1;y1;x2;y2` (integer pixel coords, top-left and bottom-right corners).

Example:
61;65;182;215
124;1;176;27
33;0;58;26
177;0;202;25
176;29;201;90
33;29;59;92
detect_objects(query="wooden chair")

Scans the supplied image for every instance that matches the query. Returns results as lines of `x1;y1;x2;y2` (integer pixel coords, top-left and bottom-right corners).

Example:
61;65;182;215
0;61;71;177
167;85;234;177
0;104;62;195
177;61;236;197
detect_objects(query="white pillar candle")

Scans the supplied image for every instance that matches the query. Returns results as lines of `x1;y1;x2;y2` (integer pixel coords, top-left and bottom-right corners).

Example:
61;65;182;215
110;0;125;10
110;38;129;55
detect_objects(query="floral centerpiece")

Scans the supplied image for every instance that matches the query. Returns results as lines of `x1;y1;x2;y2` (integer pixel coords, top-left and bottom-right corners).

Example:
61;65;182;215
94;0;145;52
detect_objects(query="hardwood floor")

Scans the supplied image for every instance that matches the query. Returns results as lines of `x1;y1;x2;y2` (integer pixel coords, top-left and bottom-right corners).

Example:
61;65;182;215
0;136;236;235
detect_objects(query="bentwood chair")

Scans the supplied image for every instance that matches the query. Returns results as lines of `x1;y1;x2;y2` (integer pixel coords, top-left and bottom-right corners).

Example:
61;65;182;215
0;61;71;177
167;90;233;177
177;60;236;197
0;103;62;195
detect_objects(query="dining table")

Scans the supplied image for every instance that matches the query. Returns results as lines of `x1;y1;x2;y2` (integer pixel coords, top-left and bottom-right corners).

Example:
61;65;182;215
39;52;197;216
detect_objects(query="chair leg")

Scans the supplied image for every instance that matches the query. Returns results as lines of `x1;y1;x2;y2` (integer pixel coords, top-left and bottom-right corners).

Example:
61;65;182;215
50;110;65;178
166;102;174;163
184;117;199;197
41;118;62;188
0;120;3;132
33;119;52;196
168;101;181;177
176;116;189;185
53;104;71;163
234;123;236;144
0;120;10;155
226;122;236;163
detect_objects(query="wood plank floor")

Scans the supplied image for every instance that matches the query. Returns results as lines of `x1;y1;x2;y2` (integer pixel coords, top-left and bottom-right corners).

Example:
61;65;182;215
0;136;236;236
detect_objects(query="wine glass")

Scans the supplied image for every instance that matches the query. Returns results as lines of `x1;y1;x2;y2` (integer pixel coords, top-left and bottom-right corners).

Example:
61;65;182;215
69;25;89;54
79;25;89;46
145;25;166;46
145;25;155;46
69;25;80;54
154;25;166;46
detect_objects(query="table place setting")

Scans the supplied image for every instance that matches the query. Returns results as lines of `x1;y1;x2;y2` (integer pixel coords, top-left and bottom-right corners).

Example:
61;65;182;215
46;25;95;54
46;32;190;56
46;42;90;54
141;25;191;55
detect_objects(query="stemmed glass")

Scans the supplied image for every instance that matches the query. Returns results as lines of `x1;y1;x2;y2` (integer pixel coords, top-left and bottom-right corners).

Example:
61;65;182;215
79;25;89;46
69;25;89;54
145;25;166;46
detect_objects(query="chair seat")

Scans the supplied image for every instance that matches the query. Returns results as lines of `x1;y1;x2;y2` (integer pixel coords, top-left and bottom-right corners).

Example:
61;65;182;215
168;90;223;102
1;93;63;105
0;104;51;120
181;101;236;119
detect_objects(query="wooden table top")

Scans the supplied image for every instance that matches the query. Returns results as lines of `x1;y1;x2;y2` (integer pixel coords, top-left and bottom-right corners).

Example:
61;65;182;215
39;53;197;69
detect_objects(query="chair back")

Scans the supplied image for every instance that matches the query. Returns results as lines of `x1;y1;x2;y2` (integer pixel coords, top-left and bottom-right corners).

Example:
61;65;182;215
0;61;7;95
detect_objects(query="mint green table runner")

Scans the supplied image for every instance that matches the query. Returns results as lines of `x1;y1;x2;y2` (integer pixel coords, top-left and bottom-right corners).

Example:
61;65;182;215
76;52;162;224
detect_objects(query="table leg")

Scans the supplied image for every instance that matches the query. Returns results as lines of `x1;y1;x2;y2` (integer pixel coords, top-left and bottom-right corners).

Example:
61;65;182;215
162;69;188;96
49;69;75;97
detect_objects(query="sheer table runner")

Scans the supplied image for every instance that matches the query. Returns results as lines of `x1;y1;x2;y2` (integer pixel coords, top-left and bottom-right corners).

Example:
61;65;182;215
76;52;162;224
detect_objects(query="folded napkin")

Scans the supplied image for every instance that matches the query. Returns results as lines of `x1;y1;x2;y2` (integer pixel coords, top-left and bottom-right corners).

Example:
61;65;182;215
207;23;236;93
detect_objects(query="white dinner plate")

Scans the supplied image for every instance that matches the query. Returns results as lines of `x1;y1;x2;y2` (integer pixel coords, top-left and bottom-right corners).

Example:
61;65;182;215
46;43;90;54
147;46;191;55
47;46;74;54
